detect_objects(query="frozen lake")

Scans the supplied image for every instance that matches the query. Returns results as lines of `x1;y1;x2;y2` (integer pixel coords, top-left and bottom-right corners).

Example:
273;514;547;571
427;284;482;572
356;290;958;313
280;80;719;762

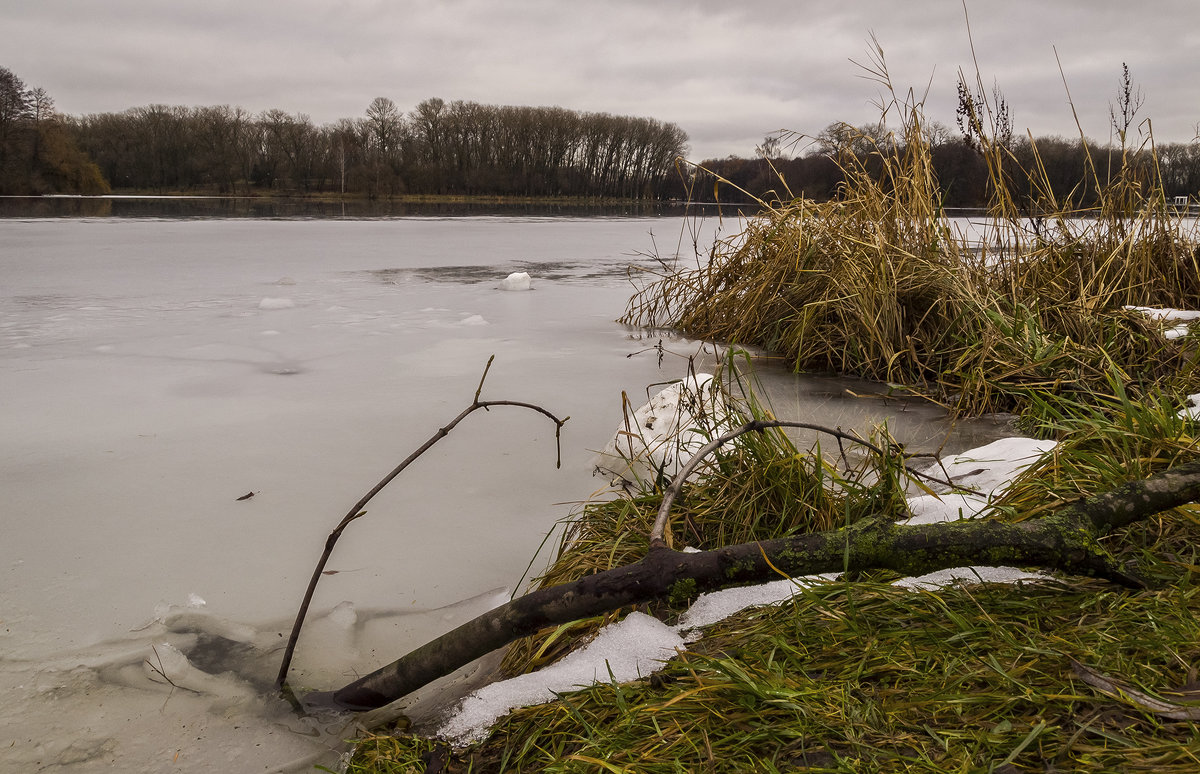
0;206;1010;772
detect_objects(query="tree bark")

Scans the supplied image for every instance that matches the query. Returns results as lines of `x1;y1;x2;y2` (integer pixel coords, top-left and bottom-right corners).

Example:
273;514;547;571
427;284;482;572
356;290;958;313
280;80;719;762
308;458;1200;713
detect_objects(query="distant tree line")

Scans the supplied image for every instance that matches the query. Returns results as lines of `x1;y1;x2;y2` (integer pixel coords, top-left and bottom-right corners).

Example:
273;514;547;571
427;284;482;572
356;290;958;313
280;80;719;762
0;63;689;199
679;121;1200;211
689;67;1200;211
0;66;109;195
62;95;688;199
10;58;1198;208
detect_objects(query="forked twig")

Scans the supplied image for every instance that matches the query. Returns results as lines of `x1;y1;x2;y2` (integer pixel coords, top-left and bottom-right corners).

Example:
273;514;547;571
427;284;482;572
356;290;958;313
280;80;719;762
145;645;182;689
275;356;568;689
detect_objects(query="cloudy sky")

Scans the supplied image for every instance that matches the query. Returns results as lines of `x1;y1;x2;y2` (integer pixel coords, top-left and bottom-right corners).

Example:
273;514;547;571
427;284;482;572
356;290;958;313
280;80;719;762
4;0;1198;160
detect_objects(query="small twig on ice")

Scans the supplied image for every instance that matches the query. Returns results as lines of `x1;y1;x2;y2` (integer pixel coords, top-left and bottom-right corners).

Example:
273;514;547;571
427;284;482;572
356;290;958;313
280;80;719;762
275;356;568;689
145;645;181;689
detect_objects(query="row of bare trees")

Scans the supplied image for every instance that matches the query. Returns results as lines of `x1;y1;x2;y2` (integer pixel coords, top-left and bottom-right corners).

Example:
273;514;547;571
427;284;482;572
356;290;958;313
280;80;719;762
686;66;1198;210
679;126;1200;210
65;96;689;199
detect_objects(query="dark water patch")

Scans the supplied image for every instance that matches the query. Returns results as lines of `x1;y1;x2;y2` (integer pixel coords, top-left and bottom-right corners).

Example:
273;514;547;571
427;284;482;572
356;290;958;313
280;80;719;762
0;196;694;221
183;633;268;685
366;258;659;287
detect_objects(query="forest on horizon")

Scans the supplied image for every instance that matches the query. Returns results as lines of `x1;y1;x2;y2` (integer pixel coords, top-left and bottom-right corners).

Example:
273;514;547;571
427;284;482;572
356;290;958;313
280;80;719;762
3;62;1200;210
683;123;1200;211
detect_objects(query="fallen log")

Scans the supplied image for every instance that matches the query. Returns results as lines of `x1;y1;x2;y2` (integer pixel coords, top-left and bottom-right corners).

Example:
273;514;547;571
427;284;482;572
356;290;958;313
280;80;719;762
308;457;1200;712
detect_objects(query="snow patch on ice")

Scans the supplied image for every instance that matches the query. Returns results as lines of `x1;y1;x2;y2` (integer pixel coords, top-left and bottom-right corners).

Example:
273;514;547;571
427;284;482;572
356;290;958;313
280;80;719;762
892;566;1047;590
460;314;488;326
1165;324;1192;340
904;492;989;524
1124;305;1200;323
499;272;532;291
1126;305;1200;340
678;575;838;630
257;297;295;310
902;436;1056;525
593;373;740;492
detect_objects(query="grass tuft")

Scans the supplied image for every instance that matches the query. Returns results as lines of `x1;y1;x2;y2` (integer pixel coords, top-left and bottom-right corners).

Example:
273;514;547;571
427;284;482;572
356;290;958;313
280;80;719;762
621;87;1200;416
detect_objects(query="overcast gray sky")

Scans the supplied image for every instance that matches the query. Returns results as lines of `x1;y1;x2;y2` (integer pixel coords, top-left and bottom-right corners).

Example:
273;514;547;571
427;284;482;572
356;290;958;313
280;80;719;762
4;1;1198;160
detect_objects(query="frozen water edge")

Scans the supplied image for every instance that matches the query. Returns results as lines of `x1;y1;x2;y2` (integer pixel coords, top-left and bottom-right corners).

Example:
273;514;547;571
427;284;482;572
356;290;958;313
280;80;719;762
2;216;743;772
0;215;1021;770
0;590;511;772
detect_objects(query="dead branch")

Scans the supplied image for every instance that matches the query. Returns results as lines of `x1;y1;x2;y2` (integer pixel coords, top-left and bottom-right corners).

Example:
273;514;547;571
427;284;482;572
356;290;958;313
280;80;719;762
274;356;569;689
306;457;1200;712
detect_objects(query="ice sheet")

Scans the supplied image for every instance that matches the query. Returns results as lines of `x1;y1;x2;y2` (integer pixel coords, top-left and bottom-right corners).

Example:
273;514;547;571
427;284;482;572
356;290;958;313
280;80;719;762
0;215;722;771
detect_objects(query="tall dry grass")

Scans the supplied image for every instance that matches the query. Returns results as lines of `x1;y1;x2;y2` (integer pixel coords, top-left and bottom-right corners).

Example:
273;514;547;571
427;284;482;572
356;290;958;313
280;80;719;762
623;84;1200;415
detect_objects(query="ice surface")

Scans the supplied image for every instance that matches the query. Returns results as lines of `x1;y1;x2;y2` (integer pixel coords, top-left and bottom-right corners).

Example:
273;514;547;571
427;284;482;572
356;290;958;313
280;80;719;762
0;215;731;772
0;588;514;773
499;271;532;290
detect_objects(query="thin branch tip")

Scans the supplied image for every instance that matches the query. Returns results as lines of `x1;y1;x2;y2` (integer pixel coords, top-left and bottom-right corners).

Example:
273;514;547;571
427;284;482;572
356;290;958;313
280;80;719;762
275;361;567;689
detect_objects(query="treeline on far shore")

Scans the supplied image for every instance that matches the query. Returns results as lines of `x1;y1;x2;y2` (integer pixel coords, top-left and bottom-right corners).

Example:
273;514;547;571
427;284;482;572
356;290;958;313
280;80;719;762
6;59;1200;209
677;122;1200;210
68;98;689;200
0;65;689;200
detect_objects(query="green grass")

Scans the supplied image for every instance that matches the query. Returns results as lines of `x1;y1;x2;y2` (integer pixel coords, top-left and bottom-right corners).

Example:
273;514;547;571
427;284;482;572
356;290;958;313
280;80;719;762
342;62;1200;774
351;579;1200;773
344;383;1200;772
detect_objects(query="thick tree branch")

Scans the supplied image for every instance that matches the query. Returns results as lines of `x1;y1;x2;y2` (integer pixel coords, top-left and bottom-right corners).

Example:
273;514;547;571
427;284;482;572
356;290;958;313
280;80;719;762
307;458;1200;712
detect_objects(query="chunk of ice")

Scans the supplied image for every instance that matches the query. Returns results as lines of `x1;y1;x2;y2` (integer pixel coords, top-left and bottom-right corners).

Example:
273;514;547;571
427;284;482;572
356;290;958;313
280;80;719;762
499;272;532;291
593;373;739;492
